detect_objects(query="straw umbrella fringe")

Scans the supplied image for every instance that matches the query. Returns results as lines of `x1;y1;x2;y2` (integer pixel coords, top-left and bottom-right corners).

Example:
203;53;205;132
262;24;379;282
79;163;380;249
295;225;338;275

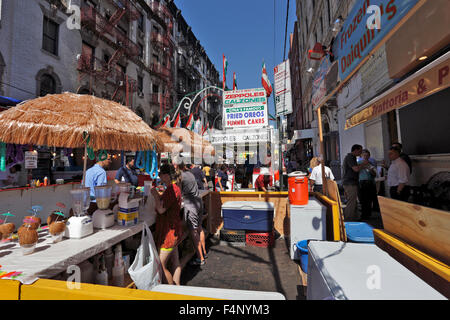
156;127;215;156
0;93;163;151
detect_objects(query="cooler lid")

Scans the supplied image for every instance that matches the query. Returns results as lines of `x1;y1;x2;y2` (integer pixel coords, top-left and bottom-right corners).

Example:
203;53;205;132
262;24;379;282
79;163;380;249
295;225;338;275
290;198;324;210
222;201;274;210
288;171;307;177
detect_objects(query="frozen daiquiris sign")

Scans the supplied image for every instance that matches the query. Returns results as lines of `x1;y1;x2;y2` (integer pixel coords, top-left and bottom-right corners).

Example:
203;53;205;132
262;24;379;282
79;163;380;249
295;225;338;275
332;0;419;81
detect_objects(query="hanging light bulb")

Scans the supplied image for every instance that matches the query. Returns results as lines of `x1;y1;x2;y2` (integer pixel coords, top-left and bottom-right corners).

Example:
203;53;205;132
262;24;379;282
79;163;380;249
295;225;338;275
70;153;74;157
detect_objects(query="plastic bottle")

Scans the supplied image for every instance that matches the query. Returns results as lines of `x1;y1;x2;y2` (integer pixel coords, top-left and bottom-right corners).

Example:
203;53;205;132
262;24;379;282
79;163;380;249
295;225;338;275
44;176;48;186
95;254;109;286
104;247;114;280
112;244;124;287
78;259;94;284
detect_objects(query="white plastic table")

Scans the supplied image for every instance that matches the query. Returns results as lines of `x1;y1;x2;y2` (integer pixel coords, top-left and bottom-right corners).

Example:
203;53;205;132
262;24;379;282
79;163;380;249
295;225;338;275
0;222;146;284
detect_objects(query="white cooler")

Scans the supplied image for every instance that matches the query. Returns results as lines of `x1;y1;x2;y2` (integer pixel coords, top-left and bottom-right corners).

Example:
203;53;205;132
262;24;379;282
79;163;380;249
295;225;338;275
289;197;326;260
151;284;286;300
306;241;446;300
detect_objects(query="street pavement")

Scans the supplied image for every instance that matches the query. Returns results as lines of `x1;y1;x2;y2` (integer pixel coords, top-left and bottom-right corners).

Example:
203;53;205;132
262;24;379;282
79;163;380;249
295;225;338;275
181;235;304;300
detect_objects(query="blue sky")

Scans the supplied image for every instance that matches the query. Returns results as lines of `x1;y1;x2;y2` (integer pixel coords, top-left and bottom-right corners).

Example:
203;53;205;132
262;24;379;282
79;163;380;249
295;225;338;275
173;0;297;124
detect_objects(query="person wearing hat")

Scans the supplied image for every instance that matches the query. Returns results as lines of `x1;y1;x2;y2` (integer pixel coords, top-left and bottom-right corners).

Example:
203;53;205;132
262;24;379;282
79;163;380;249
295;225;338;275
254;167;273;192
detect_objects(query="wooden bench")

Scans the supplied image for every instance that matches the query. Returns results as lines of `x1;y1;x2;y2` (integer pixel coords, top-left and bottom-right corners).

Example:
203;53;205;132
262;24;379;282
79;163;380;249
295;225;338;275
376;196;450;298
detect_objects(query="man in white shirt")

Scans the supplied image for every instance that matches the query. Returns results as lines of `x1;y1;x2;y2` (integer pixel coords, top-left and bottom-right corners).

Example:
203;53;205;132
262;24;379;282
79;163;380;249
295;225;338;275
387;146;410;202
309;157;335;193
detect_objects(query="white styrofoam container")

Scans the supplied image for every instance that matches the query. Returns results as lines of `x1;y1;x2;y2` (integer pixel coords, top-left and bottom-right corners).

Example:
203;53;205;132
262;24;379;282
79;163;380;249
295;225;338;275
151;284;286;300
289;197;326;260
306;241;446;300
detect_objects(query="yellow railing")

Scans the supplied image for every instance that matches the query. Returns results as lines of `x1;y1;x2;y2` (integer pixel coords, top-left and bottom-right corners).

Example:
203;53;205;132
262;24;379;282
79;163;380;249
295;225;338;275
1;279;216;300
313;192;342;241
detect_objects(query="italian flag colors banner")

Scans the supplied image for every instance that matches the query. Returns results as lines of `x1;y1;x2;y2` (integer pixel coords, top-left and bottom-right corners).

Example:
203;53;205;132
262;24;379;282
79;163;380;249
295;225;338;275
262;61;272;97
223;54;228;90
172;113;181;128
161;115;171;128
202;122;209;136
185;113;194;130
233;72;237;90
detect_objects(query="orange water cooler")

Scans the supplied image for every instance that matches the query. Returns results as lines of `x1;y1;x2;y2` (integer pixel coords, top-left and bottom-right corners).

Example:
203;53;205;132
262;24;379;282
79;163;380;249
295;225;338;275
288;171;309;205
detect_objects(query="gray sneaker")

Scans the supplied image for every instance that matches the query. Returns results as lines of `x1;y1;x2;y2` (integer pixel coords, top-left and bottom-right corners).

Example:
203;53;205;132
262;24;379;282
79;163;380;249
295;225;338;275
190;258;205;266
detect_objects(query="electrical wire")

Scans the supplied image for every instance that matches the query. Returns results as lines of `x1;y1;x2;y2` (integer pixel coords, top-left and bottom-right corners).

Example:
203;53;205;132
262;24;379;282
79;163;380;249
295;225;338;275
0;81;39;98
283;0;290;61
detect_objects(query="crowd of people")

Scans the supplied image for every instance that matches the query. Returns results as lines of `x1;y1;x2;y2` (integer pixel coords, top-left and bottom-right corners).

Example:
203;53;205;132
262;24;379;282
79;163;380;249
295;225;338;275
80;140;414;284
83;155;237;285
294;141;412;222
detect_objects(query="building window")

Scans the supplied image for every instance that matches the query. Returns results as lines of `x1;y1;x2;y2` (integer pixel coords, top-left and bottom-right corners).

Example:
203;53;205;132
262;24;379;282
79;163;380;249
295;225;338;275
117;24;127;37
42;17;59;55
138;43;144;59
138;12;144;32
86;0;96;8
135;107;145;120
81;42;95;68
103;53;111;64
327;0;332;24
137;75;143;92
39;74;56;96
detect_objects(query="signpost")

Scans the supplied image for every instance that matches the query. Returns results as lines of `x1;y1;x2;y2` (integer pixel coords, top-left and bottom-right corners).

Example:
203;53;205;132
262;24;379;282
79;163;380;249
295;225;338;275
24;151;38;169
222;88;268;129
274;60;293;116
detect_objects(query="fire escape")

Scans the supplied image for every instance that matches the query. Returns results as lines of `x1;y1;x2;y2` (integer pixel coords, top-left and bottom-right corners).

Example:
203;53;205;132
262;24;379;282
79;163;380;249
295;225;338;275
149;1;174;118
78;0;140;105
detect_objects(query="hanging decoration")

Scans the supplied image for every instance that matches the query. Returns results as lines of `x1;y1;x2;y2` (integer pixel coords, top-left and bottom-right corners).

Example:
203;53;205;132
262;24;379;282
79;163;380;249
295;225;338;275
150;147;158;180
82;132;107;161
135;151;145;169
145;150;151;174
155;86;224;130
0;142;5;172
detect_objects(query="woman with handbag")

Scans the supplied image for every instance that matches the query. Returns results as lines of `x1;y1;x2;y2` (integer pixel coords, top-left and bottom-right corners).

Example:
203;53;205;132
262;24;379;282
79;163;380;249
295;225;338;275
151;164;183;285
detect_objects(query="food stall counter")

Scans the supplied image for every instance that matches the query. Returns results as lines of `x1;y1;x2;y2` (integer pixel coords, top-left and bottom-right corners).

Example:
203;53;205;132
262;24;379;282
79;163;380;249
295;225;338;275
0;221;147;285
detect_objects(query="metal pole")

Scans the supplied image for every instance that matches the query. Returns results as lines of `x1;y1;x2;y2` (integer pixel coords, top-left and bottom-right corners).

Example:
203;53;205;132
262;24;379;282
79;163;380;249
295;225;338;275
82;142;88;187
278;116;284;190
317;107;328;196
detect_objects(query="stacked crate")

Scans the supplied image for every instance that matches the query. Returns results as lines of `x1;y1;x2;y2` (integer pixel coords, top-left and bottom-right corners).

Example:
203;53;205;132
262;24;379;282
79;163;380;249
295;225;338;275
220;201;275;248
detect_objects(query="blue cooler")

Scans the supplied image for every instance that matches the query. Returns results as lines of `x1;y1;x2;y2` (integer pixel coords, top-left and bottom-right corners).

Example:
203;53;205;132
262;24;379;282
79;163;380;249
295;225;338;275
221;201;274;232
344;222;375;243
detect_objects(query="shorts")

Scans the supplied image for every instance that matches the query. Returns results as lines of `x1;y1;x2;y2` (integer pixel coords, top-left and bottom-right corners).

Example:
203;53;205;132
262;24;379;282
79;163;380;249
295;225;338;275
186;208;203;230
184;196;203;230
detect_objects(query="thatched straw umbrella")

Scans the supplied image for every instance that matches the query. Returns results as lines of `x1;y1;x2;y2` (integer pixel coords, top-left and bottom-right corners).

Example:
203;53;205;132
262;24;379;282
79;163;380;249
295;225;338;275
156;127;215;159
0;92;162;184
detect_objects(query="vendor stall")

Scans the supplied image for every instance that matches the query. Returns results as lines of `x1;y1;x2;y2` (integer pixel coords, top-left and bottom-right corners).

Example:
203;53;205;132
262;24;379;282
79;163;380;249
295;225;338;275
155;127;215;164
0;92;161;289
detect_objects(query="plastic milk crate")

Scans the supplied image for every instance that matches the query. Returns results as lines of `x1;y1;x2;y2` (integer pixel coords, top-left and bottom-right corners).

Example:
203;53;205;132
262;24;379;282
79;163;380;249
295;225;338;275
220;228;246;242
246;231;275;248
